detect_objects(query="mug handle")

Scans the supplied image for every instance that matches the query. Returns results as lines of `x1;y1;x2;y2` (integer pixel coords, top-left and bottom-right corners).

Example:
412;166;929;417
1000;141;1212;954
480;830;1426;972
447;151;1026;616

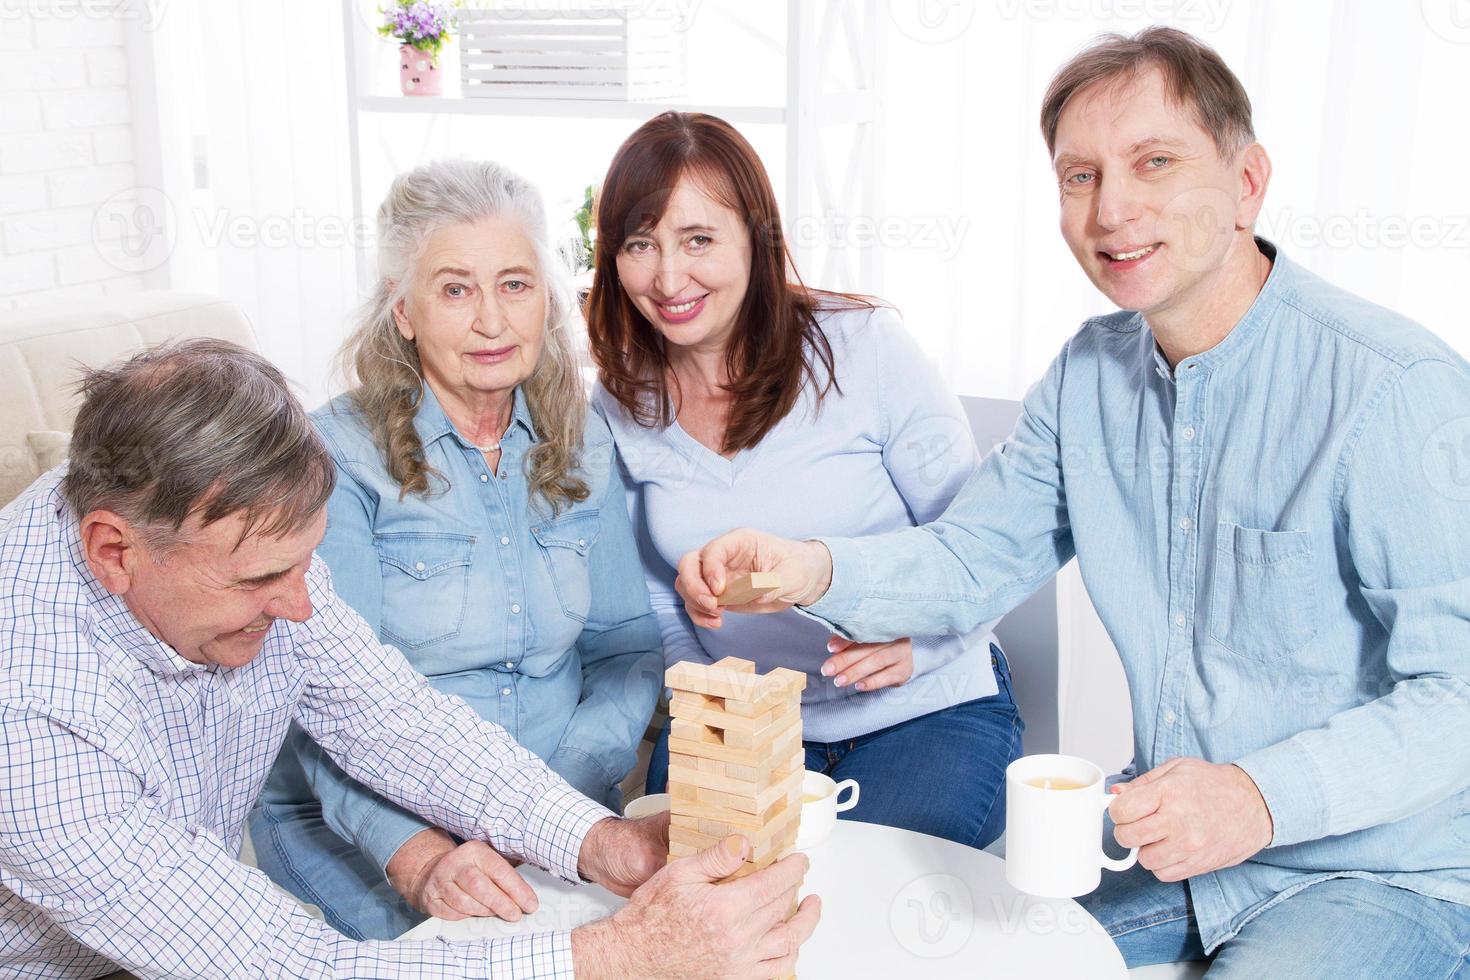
833;779;860;813
1099;795;1139;872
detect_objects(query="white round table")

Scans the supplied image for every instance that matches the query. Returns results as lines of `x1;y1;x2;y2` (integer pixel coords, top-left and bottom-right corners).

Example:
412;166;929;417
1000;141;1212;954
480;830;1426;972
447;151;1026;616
402;820;1127;978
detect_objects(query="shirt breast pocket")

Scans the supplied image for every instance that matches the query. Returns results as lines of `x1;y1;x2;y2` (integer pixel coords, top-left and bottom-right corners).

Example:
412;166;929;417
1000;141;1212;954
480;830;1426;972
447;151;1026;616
1208;522;1319;664
530;509;601;624
374;531;475;649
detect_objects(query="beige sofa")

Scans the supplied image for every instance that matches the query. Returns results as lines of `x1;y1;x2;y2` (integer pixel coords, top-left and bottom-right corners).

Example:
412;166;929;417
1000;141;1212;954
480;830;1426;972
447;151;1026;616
0;291;257;508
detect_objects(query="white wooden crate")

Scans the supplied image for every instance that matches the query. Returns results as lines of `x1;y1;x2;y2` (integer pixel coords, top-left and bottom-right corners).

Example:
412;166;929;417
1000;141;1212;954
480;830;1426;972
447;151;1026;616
458;6;686;101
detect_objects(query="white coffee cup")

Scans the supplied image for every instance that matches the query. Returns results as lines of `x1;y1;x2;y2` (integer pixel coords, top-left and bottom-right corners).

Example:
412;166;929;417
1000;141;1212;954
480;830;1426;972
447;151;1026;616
795;771;859;850
623;792;670;820
1004;754;1138;898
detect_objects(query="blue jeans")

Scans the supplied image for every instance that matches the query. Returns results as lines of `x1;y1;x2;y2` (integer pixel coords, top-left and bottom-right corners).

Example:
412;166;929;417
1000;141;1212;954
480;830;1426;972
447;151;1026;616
1080;861;1470;977
249;802;424;941
646;644;1023;849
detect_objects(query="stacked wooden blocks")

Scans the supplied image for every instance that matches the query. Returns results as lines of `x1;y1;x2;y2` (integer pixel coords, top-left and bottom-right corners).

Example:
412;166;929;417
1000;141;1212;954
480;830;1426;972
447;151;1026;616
665;656;806;880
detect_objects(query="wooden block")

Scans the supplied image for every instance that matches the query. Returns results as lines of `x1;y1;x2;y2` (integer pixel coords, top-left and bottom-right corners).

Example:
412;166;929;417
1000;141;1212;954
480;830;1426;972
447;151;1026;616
669;718;724;746
766;666;809;696
670;764;805;822
719;705;800;748
695;757;724;774
669;791;792;827
715;571;782;607
709;656;756;674
668;695;794;736
722;685;789;718
667;757;800;807
669;716;801;767
666;660;773;702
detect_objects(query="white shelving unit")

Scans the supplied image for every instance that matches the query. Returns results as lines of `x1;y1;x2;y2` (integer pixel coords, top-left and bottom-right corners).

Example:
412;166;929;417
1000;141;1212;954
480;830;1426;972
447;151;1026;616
339;1;885;294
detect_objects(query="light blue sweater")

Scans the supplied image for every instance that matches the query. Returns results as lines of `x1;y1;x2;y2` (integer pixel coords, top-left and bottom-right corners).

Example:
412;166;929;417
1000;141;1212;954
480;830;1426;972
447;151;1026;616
594;304;1000;742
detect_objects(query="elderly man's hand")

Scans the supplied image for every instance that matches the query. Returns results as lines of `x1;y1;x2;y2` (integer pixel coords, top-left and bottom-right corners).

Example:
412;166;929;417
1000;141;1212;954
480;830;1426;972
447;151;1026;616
577;813;671;897
1108;757;1274;883
675;529;833;630
571;836;821;980
385;828;538;922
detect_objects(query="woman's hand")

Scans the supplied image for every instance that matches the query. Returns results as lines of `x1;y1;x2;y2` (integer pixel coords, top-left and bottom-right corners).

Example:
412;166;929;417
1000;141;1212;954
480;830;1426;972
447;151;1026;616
821;636;914;691
385;828;539;922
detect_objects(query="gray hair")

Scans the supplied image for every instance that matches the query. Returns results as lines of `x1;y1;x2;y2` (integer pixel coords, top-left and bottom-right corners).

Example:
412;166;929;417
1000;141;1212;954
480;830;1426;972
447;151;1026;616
338;158;589;511
61;338;335;553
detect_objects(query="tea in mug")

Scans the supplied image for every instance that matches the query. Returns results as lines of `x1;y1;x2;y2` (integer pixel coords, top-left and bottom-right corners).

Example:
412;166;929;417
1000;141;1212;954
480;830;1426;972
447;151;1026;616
801;790;831;804
1024;776;1092;790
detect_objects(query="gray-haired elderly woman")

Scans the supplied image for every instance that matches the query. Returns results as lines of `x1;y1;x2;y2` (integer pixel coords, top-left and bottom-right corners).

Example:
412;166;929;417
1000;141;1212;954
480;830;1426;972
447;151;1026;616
250;159;664;941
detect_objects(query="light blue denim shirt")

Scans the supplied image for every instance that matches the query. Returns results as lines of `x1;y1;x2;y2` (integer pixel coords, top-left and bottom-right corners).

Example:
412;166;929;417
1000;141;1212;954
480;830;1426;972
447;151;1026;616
803;239;1470;952
258;384;662;876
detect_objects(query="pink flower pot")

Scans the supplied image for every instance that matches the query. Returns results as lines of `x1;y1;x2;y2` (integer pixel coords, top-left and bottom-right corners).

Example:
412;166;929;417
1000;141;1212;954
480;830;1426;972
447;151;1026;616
399;44;442;96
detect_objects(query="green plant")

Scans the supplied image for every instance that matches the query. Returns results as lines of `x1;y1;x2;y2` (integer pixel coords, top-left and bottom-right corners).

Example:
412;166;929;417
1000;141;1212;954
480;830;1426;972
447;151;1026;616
573;183;596;272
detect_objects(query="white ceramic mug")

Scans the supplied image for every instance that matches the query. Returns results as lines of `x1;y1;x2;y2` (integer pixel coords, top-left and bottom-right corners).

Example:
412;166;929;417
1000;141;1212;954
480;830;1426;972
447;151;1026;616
1004;754;1138;898
623;792;670;820
795;771;859;850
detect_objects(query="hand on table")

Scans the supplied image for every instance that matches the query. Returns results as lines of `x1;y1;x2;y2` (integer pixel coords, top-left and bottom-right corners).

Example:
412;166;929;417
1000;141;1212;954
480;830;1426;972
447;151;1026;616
577;812;671;897
822;636;914;691
1108;757;1275;883
385;828;538;922
572;835;821;980
675;528;834;629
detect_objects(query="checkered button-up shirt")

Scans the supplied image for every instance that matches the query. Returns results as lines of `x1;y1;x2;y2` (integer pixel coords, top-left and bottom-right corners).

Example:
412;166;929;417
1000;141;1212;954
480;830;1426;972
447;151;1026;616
0;471;614;979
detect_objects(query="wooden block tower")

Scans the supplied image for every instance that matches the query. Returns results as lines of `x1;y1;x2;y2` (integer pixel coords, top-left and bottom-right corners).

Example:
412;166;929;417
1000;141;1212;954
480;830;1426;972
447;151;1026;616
664;656;806;880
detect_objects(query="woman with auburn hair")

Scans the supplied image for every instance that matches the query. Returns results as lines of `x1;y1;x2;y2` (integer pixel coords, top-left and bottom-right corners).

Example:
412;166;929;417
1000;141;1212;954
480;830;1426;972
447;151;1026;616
250;159;662;940
586;112;1022;847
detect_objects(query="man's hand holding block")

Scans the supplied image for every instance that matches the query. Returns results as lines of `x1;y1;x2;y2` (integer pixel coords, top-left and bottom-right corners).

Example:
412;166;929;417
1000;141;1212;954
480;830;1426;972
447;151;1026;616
716;571;783;607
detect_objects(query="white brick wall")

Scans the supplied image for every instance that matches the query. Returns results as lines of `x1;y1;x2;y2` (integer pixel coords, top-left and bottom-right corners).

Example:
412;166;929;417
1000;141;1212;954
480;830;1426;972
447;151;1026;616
0;7;143;312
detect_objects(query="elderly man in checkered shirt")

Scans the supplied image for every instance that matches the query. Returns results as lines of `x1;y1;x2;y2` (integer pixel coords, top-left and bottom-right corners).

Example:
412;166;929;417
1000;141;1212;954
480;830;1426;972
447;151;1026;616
0;339;818;980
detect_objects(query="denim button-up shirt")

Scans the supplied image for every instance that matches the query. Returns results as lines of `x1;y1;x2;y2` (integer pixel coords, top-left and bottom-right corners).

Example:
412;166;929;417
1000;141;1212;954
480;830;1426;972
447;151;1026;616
805;240;1470;952
259;385;662;874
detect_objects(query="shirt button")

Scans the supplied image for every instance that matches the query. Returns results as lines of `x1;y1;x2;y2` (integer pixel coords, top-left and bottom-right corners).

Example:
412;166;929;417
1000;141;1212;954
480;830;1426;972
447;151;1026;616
1175;613;1187;627
1182;426;1196;440
504;661;515;669
511;603;521;614
480;474;489;483
1178;517;1194;531
500;535;510;546
577;538;586;547
414;561;426;572
501;686;512;696
1163;709;1177;724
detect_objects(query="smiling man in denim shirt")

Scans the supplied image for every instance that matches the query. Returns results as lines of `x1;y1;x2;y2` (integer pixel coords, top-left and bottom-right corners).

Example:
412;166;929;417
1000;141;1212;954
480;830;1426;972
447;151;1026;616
674;27;1470;977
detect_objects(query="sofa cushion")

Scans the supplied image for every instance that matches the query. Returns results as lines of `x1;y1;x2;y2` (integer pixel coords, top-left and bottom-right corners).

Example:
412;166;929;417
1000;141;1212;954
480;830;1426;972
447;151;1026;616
0;292;257;507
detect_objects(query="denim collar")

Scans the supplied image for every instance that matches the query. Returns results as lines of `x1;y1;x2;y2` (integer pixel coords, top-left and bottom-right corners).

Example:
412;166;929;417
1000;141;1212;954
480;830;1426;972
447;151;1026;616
1150;236;1288;383
412;382;539;451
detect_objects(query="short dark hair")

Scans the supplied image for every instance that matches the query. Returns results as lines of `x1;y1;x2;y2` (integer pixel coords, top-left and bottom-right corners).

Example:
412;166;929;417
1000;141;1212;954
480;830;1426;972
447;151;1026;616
61;338;334;551
1040;26;1255;159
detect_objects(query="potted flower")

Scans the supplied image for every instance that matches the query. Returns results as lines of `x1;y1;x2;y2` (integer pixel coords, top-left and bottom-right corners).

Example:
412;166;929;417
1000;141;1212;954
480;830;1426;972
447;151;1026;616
380;1;457;96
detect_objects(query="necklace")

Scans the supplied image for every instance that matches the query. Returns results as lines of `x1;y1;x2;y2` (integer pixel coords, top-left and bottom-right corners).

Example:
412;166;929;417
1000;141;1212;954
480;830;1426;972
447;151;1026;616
470;439;501;453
